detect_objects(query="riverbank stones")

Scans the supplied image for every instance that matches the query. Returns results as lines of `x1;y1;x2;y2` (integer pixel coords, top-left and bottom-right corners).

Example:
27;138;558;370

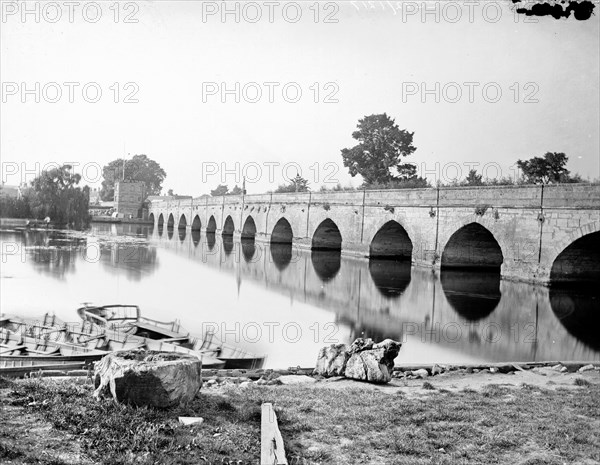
343;338;402;384
93;349;202;408
313;343;350;377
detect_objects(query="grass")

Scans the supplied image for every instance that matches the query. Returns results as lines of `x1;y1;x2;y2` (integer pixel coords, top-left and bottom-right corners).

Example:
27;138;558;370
0;378;599;464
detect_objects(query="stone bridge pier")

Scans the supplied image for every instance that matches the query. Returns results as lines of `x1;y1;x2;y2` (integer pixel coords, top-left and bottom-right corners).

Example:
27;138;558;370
148;184;600;285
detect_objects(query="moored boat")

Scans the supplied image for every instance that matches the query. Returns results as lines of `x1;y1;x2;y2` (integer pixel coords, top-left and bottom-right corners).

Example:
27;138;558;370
77;304;266;369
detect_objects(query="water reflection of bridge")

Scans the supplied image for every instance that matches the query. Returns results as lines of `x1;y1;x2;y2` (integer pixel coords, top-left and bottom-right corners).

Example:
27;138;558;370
153;228;599;363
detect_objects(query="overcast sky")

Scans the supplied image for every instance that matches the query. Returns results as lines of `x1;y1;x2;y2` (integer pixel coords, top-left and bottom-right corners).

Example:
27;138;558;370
1;1;599;195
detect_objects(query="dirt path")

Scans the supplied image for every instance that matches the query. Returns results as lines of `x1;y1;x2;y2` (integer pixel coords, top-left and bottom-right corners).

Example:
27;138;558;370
310;366;600;397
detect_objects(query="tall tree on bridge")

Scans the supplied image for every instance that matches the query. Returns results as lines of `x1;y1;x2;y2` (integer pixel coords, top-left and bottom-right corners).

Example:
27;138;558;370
274;174;310;193
516;152;581;184
341;113;419;186
100;154;166;201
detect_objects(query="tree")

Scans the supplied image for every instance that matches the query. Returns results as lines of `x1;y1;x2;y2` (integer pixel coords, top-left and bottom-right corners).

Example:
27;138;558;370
464;169;483;186
230;185;243;195
100;154;166;201
341;113;417;185
516;152;575;184
27;165;90;228
167;189;174;196
210;184;229;196
274;174;310;193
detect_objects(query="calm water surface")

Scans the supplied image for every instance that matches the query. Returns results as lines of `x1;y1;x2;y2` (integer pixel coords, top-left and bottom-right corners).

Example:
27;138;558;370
1;224;598;368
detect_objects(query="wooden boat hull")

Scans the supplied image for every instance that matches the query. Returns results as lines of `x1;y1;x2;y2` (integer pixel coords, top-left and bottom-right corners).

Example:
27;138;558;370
0;352;105;377
219;357;266;370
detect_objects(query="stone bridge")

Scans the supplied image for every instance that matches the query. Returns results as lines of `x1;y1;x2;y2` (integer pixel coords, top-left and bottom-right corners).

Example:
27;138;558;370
148;184;600;284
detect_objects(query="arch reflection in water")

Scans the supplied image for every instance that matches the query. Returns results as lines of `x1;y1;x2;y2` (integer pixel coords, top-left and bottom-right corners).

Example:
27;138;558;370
311;250;341;282
368;259;411;298
241;239;256;262
206;232;216;250
270;243;293;271
191;229;201;246
549;286;600;351
167;227;174;240
178;227;186;242
223;235;234;255
440;269;501;321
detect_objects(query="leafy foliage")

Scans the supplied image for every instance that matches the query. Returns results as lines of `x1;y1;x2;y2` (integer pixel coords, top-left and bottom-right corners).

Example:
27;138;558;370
274;174;310;193
0;196;31;218
210;184;229;196
341;113;417;185
25;165;90;228
464;169;483;186
364;177;430;190
100;154;166;201
230;185;244;195
516;152;577;184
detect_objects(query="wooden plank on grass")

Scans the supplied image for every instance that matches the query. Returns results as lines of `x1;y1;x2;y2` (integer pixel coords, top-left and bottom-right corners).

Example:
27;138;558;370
261;403;288;465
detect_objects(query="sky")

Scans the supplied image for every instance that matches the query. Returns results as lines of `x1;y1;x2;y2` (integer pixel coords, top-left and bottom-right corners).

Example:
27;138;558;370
1;0;599;196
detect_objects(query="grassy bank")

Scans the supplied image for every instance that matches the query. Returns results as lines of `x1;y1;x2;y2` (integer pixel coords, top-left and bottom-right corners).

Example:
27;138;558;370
1;376;598;465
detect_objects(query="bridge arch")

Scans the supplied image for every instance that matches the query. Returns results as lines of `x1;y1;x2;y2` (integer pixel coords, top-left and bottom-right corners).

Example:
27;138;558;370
550;230;600;285
167;213;175;230
158;213;164;228
206;215;217;233
242;216;257;240
222;215;235;236
312;219;342;250
178;214;187;230
369;220;413;259
441;222;503;270
148;213;155;226
271;218;293;244
191;215;201;232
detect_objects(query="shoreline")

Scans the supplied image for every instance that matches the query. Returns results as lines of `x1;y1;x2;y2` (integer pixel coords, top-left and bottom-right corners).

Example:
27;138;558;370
6;359;598;380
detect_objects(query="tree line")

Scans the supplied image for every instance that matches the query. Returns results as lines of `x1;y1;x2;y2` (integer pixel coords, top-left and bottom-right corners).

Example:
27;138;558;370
0;165;90;228
265;113;587;194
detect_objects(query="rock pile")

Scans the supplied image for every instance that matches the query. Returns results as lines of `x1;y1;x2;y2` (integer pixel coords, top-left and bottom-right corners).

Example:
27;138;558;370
93;349;203;408
314;338;402;384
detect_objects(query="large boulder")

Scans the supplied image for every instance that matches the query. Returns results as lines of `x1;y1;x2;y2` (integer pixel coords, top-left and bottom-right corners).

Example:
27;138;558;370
344;339;402;384
313;343;350;377
93;349;202;408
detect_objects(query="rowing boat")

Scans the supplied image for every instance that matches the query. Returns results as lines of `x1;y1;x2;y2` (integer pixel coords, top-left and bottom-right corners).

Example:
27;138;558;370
77;304;266;369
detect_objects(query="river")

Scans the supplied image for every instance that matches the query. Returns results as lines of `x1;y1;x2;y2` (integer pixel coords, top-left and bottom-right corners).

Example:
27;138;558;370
1;223;598;368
